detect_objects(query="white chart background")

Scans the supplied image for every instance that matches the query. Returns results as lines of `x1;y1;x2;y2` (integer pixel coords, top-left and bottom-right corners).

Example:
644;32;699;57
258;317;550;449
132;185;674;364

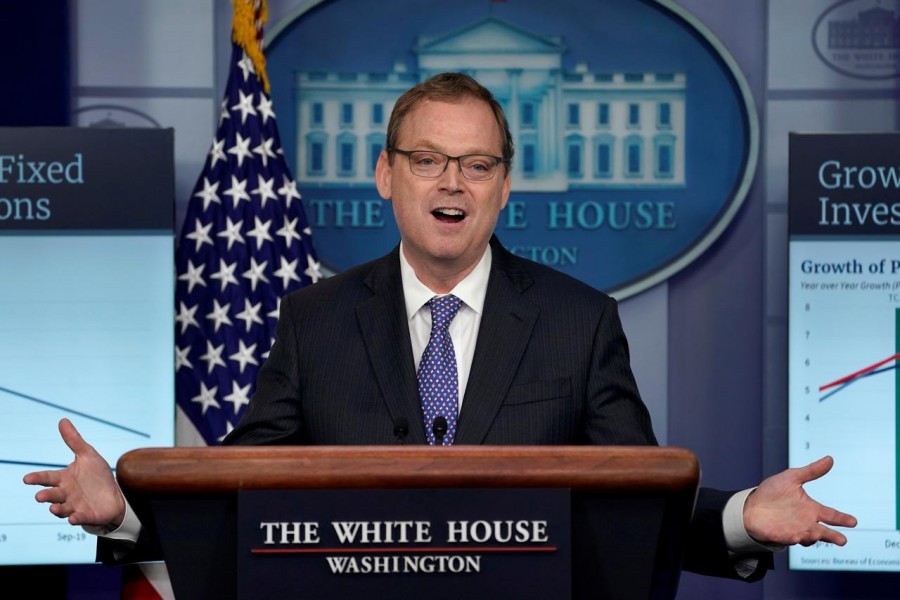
789;239;900;572
0;234;174;565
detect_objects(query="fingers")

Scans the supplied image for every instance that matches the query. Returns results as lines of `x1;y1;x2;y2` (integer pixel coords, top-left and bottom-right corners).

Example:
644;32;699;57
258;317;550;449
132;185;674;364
794;502;857;547
807;524;848;547
58;418;91;456
799;458;858;530
24;419;82;486
48;502;71;519
23;469;60;487
46;503;83;525
818;505;858;529
793;455;834;484
34;487;68;505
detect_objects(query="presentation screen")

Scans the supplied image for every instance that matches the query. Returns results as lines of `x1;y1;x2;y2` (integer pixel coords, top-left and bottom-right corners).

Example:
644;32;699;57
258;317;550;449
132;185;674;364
788;132;900;572
0;127;175;565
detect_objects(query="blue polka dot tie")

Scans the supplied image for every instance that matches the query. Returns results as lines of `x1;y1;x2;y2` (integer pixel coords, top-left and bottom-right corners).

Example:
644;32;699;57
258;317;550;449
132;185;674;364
417;294;462;446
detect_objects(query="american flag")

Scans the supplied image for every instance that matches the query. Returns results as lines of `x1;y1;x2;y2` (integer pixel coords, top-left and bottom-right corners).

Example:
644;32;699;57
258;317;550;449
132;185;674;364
173;0;319;446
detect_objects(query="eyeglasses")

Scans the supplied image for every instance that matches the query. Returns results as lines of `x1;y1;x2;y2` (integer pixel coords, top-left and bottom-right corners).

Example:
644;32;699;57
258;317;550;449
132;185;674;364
388;148;508;182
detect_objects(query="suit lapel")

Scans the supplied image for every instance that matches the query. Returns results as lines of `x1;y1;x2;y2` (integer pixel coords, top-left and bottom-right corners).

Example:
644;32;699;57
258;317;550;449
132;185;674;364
455;238;539;444
356;249;427;444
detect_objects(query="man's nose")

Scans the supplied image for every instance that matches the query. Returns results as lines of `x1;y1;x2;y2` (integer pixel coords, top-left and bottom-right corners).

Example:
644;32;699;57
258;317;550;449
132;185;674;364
438;158;464;189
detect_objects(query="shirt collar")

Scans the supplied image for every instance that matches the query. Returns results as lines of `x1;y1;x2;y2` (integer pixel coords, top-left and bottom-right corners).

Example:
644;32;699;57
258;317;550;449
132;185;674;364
400;242;492;320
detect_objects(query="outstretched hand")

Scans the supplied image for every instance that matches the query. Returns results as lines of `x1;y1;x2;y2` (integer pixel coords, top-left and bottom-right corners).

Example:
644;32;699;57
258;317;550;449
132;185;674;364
743;455;857;547
23;418;126;529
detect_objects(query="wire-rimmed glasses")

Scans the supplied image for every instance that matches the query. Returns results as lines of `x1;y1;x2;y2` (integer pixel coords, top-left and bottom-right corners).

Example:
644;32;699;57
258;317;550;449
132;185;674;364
388;148;508;181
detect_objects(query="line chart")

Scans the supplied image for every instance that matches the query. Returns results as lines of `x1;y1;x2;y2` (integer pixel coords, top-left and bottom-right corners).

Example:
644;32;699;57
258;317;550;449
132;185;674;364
0;234;174;566
818;356;900;401
0;385;151;438
789;238;900;572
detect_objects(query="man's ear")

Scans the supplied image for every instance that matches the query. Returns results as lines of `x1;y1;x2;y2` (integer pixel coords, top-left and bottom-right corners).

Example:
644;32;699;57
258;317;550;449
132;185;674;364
374;150;392;201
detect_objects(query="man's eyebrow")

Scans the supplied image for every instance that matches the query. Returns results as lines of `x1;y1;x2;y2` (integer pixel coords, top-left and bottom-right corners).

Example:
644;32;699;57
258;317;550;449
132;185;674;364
400;140;438;151
400;142;498;155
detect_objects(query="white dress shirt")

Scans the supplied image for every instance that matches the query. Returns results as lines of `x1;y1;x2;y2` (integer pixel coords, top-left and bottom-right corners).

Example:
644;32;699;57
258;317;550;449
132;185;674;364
399;241;492;409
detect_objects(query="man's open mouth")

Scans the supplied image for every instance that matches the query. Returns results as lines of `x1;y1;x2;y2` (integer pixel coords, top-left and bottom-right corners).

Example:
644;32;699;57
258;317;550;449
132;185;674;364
433;208;465;223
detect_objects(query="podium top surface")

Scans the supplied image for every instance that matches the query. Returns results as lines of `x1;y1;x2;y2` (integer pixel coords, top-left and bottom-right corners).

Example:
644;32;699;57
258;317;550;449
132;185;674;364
117;445;699;495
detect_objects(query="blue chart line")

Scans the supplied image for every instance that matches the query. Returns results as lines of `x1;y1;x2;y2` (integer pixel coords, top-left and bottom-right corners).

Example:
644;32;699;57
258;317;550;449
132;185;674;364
2;458;71;469
819;365;897;402
1;385;141;469
0;384;150;438
2;457;118;472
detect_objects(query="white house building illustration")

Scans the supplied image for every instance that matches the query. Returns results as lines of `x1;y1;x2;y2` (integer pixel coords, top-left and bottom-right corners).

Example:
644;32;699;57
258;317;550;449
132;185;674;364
293;17;686;192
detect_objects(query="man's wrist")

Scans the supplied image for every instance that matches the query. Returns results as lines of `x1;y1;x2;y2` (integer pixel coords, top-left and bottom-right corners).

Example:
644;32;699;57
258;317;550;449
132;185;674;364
82;494;141;543
724;488;785;554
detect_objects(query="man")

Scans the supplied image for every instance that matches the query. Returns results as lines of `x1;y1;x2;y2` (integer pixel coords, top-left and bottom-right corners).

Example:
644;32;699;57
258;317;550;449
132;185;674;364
25;72;855;582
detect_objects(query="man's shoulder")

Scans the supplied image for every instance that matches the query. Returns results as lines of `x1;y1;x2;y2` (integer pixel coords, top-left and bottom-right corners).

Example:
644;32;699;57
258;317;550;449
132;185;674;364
492;239;614;304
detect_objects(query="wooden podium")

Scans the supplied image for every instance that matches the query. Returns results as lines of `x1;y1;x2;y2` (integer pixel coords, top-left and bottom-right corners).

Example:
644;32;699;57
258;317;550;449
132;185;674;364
116;446;699;600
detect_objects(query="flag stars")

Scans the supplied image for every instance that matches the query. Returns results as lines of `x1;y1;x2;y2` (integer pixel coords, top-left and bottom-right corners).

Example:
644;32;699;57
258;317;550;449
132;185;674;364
175;301;200;334
267;297;282;321
206;299;233;332
200;340;227;374
217;420;236;444
175;33;319;447
178;260;207;293
217;216;245;250
251;174;278;208
231;89;257;124
193;177;221;211
208;138;227;168
247;216;273;249
210;258;239;292
223;381;252;413
175;345;193;372
305;255;323;283
218;98;231;127
236;52;256;82
252;136;277;168
243;257;270;292
236;298;264;331
276;216;301;245
229;339;260;373
277;175;301;208
191;381;221;415
274;256;301;289
257;94;276;124
186;218;214;252
227;132;253;167
223;175;251;206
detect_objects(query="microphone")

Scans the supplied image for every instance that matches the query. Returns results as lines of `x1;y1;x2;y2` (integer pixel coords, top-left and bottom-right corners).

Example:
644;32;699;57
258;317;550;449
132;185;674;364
432;416;448;445
393;417;409;443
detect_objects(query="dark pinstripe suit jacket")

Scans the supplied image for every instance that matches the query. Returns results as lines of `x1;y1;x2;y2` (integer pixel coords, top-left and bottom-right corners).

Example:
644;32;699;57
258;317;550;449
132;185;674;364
224;235;654;447
219;235;771;581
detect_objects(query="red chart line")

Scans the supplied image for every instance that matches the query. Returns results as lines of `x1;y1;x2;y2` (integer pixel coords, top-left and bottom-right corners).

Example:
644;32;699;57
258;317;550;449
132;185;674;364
819;353;900;392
